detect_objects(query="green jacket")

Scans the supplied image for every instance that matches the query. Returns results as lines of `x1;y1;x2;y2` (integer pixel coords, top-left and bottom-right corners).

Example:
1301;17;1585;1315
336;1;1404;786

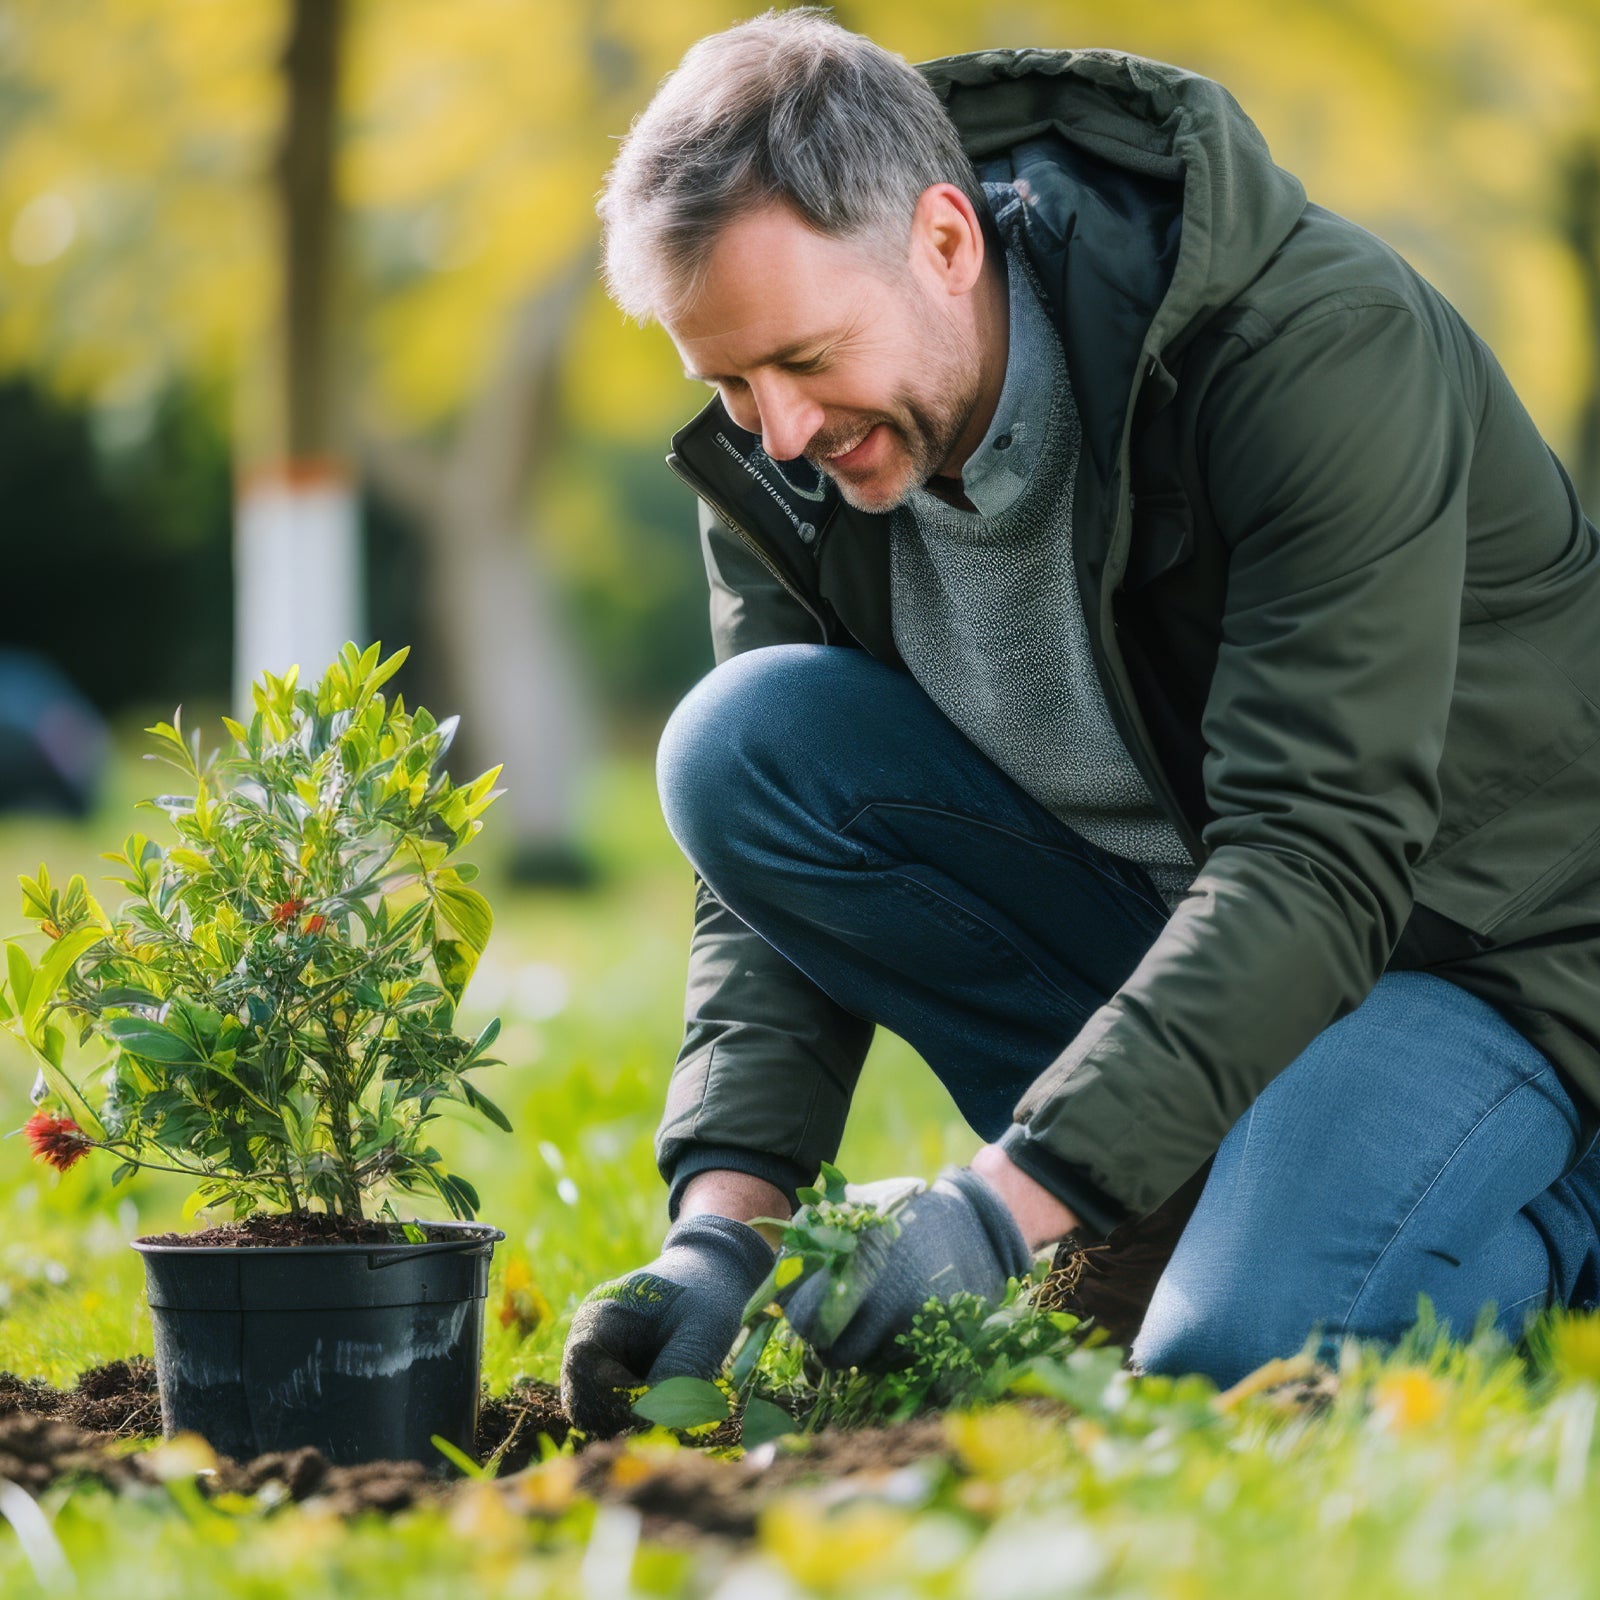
655;48;1600;1240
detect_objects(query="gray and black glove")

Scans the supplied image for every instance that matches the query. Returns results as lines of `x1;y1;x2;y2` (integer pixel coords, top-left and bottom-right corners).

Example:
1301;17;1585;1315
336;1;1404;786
783;1166;1034;1373
559;1213;774;1438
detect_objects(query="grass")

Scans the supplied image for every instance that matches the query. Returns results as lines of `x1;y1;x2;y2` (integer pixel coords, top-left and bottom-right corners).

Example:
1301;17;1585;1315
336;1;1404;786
4;734;1600;1596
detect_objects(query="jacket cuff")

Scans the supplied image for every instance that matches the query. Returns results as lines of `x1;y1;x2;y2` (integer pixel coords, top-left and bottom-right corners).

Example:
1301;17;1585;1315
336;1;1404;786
664;1144;814;1224
997;1125;1135;1244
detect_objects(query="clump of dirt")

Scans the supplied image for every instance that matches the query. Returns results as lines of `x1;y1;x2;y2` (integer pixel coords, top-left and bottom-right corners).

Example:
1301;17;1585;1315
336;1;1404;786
475;1378;571;1471
0;1414;150;1495
67;1357;162;1435
210;1448;452;1517
135;1215;472;1248
0;1357;160;1436
561;1415;957;1544
0;1371;60;1419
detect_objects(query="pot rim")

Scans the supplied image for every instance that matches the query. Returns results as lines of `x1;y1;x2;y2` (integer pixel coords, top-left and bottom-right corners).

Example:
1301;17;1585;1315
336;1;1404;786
129;1218;506;1256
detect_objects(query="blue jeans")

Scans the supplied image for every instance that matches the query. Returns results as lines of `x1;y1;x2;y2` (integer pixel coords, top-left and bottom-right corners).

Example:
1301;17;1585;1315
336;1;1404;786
657;643;1600;1388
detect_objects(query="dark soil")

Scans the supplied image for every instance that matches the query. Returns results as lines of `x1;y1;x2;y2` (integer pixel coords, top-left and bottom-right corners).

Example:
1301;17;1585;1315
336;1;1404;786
566;1415;959;1544
476;1378;572;1470
0;1357;161;1436
0;1414;153;1497
135;1215;475;1248
0;1359;532;1513
0;1315;1338;1535
0;1357;968;1532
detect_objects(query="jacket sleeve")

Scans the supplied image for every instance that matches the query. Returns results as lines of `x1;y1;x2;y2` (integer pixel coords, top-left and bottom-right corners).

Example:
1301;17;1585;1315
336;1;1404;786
1004;301;1473;1237
656;499;876;1220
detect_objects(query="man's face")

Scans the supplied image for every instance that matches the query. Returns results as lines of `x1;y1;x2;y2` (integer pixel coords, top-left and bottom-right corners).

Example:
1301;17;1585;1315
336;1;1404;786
663;200;987;513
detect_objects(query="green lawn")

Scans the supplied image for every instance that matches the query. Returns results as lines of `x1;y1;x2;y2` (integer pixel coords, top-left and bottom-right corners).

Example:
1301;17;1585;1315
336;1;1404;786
3;741;1600;1597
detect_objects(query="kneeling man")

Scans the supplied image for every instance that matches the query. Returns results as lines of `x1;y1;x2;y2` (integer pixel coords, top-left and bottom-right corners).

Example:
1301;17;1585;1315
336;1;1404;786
561;10;1600;1435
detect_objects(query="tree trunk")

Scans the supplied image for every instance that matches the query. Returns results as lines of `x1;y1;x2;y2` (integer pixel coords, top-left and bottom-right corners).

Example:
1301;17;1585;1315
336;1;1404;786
235;0;364;709
364;261;596;874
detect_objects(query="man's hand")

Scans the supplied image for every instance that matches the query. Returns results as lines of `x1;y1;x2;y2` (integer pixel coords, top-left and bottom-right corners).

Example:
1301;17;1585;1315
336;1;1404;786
781;1165;1035;1372
559;1213;774;1438
970;1142;1083;1249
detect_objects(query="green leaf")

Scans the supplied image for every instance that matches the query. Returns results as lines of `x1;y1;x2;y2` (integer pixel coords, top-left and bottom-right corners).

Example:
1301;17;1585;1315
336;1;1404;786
742;1265;782;1326
463;1016;501;1062
429;1434;489;1480
818;1160;849;1203
370;646;410;695
728;1314;777;1387
459;1080;513;1133
5;942;33;1016
104;1017;199;1064
740;1397;796;1450
21;927;105;1035
632;1376;730;1431
432;877;492;955
433;938;477;1004
816;1257;873;1343
775;1254;806;1289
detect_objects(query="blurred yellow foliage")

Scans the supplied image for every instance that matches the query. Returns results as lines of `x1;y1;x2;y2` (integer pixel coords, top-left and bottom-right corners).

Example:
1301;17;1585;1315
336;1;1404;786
1371;1367;1449;1432
495;1254;552;1339
507;1451;581;1515
944;1401;1062;1479
0;0;1596;455
1538;1310;1600;1385
760;1494;916;1590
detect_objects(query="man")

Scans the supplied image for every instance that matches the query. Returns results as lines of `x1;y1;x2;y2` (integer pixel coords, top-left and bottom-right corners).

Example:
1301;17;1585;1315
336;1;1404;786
560;9;1600;1437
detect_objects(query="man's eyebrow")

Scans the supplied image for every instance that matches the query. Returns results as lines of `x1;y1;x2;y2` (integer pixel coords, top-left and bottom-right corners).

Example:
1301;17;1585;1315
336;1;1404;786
683;336;829;384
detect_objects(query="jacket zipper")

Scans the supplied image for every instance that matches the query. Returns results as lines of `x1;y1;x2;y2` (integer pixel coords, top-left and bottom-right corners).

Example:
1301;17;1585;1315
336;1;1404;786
666;452;833;644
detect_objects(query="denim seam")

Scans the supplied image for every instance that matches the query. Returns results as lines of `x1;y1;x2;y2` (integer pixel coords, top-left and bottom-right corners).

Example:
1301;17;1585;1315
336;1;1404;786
838;799;1172;926
1498;1288;1545;1316
1339;1071;1570;1333
883;869;1100;1024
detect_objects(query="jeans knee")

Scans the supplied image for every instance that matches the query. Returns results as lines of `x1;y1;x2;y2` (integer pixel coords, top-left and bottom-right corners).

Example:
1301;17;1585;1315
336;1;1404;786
655;644;832;873
1129;1285;1335;1393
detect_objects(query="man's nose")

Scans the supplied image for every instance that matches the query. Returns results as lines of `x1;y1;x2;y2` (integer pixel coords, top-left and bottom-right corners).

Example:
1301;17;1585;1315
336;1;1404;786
748;374;823;462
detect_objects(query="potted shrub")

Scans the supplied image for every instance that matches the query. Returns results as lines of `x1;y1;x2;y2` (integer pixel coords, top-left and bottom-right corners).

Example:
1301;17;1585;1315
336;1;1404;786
0;643;512;1470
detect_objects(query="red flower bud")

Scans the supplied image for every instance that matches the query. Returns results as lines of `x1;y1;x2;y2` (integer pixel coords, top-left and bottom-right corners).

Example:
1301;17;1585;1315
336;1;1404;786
23;1112;91;1172
271;898;306;926
303;914;328;936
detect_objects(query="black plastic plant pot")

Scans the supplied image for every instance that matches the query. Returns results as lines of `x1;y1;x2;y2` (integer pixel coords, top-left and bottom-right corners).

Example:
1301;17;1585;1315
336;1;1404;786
131;1221;505;1471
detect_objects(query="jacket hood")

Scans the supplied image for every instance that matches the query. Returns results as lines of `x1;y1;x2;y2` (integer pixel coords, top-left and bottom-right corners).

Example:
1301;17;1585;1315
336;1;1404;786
922;48;1307;363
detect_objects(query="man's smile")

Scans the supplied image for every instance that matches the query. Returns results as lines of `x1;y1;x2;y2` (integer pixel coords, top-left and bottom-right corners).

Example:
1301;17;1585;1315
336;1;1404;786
814;421;893;475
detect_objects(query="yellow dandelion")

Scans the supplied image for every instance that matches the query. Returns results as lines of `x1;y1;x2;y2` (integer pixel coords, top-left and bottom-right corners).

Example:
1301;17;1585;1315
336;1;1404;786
1371;1367;1448;1431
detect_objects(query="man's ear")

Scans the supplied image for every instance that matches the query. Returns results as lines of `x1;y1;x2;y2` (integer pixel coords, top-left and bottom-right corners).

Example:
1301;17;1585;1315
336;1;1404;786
908;183;987;297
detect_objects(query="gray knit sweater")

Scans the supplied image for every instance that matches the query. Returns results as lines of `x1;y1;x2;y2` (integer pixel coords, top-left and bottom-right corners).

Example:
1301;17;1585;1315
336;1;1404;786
889;184;1196;911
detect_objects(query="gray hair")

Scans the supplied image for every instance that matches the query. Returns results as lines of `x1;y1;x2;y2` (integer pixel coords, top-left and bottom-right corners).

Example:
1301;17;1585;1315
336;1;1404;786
597;9;986;323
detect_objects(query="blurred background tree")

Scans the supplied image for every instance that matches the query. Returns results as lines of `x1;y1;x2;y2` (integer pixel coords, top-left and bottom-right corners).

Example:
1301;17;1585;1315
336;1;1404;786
1;0;1597;854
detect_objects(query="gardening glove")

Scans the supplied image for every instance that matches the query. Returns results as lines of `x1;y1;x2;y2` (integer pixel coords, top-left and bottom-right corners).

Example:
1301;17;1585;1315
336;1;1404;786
560;1213;774;1439
782;1165;1033;1374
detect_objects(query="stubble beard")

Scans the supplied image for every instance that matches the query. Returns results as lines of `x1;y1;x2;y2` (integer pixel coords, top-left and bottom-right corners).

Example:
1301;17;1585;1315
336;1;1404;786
805;312;985;514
